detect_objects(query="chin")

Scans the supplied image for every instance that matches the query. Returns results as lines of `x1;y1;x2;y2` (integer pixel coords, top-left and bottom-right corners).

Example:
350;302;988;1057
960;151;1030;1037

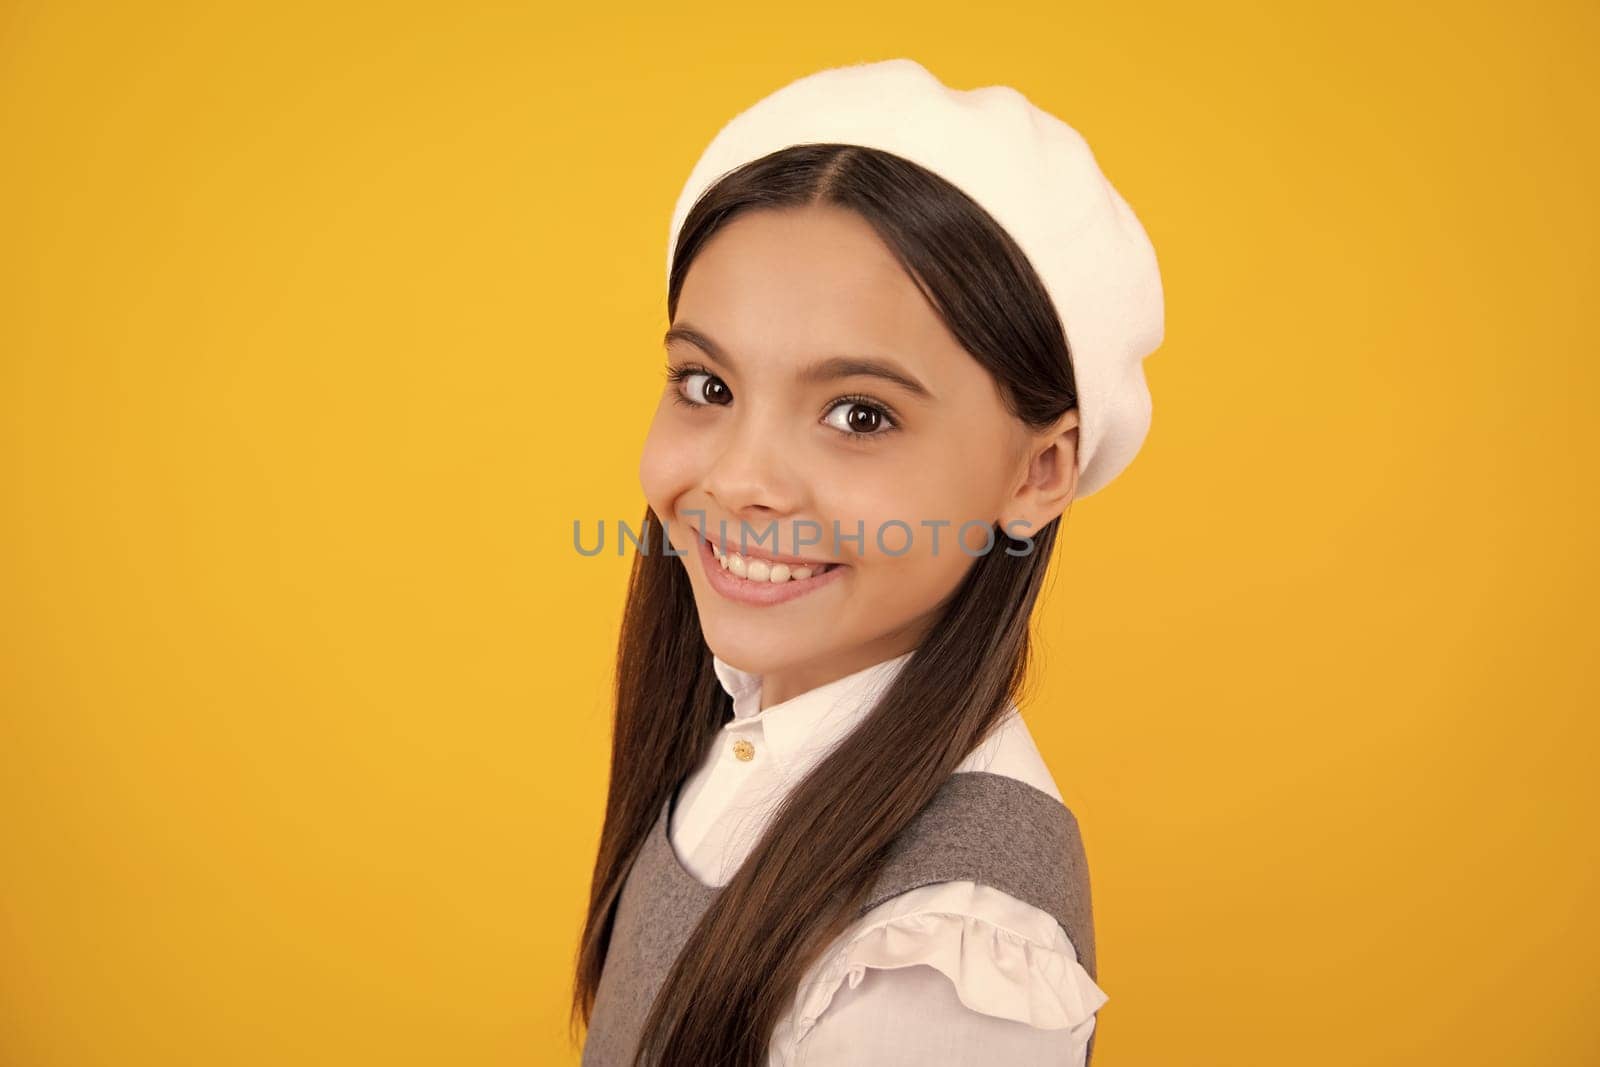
699;624;812;677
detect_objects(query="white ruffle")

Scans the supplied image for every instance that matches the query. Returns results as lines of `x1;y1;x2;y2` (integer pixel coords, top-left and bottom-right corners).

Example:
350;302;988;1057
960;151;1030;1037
791;880;1108;1045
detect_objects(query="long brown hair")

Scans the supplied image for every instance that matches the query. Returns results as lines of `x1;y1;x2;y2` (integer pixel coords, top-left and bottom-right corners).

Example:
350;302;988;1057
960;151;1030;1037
570;143;1081;1065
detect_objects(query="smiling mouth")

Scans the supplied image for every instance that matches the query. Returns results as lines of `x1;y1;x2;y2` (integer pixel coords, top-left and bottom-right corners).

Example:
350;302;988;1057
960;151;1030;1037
704;536;840;585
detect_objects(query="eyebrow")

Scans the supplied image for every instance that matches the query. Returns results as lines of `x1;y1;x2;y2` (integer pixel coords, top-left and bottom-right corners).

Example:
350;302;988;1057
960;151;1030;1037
664;324;934;401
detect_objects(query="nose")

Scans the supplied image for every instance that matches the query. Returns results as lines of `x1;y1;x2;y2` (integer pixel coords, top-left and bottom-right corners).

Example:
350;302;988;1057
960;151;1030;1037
703;408;805;532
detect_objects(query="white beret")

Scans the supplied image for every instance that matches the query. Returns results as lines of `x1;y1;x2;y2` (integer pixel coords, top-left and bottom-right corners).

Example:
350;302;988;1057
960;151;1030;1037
666;58;1166;501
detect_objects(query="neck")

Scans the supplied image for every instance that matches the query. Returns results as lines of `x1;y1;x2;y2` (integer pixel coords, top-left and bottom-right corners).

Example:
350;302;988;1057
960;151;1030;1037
758;620;928;709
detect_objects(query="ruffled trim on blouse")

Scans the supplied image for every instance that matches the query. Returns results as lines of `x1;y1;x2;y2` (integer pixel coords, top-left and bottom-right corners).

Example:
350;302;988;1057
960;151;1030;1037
791;880;1108;1045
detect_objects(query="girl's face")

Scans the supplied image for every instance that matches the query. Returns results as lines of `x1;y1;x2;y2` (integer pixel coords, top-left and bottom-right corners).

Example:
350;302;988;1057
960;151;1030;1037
639;204;1078;706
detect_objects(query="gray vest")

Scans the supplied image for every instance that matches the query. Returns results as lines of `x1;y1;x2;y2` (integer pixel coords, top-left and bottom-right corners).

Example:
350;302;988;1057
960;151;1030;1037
582;770;1098;1065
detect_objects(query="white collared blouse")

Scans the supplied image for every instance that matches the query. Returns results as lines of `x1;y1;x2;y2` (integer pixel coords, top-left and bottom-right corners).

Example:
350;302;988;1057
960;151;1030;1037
669;651;1108;1065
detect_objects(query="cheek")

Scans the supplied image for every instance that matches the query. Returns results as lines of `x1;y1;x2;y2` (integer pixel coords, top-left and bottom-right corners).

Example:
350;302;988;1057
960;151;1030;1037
823;432;1018;606
834;511;977;642
827;448;1008;563
637;404;702;515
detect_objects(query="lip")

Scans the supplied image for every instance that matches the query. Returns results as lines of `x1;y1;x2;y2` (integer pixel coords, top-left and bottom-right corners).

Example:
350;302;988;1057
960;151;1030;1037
700;528;834;567
696;532;848;606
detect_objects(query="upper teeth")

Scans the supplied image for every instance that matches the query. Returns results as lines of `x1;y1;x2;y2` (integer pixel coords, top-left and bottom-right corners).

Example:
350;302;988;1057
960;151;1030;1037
710;540;830;583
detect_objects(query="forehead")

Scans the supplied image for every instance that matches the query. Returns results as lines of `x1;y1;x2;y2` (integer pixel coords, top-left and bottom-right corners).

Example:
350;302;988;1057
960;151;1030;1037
673;205;965;374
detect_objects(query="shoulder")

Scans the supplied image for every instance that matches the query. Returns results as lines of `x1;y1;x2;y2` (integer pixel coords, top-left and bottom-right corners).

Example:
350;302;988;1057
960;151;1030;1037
862;706;1085;923
783;880;1105;1060
954;704;1064;802
777;715;1103;1059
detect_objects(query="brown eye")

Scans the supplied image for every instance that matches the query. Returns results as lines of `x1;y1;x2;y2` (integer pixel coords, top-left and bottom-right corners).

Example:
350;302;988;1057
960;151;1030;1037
823;397;895;437
678;371;731;406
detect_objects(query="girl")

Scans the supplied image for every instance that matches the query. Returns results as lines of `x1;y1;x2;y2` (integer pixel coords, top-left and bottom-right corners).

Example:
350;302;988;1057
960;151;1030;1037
572;58;1164;1066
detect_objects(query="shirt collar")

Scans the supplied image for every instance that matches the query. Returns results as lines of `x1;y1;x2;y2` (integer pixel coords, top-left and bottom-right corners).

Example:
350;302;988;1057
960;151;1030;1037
711;649;916;783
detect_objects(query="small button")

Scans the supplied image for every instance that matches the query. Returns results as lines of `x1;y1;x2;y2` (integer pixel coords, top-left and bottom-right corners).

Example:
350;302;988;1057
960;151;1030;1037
731;738;756;761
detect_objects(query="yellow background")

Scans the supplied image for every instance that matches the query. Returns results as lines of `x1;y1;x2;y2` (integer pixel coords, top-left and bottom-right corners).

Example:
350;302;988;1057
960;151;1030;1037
2;1;1595;1064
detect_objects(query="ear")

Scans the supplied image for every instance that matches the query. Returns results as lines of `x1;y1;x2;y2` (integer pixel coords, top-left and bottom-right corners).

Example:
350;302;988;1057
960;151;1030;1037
997;408;1080;541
